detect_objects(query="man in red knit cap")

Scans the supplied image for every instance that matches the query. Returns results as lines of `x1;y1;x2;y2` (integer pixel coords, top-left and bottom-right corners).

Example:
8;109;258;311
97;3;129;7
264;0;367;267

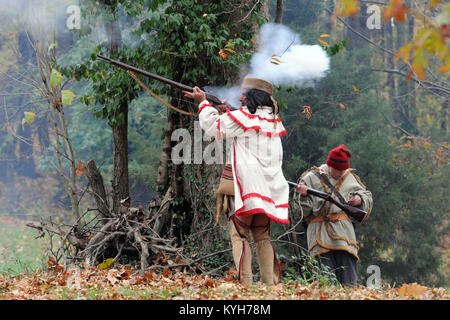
294;144;373;286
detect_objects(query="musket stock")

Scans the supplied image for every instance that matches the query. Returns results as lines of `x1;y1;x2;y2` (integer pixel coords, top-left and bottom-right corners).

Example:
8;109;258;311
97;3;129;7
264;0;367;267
287;180;367;223
97;54;234;108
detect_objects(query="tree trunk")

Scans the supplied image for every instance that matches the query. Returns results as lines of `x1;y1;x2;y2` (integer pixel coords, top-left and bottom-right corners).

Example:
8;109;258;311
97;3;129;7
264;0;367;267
112;101;129;214
407;15;416;115
325;0;335;33
442;98;449;133
345;3;369;52
100;0;130;214
275;0;284;24
393;19;417;132
156;111;176;190
385;20;396;116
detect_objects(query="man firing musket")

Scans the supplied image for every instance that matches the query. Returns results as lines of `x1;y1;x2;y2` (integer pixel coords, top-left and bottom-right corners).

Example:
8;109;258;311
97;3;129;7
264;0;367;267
184;77;289;286
99;53;289;285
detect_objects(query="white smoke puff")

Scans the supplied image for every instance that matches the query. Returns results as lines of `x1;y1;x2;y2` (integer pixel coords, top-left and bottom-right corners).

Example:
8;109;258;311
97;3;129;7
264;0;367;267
0;0;79;44
248;23;330;86
205;23;330;107
203;85;241;109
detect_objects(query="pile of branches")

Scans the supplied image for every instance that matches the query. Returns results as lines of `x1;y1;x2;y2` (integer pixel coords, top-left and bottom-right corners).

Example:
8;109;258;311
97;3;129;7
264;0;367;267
26;197;187;273
25;160;217;275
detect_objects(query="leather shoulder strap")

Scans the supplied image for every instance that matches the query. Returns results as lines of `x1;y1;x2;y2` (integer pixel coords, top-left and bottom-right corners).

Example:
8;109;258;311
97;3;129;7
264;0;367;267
312;170;346;204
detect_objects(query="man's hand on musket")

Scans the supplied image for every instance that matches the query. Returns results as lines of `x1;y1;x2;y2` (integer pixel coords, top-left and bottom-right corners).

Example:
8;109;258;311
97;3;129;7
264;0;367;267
295;183;308;196
216;100;228;114
348;195;361;207
183;87;228;114
183;86;206;102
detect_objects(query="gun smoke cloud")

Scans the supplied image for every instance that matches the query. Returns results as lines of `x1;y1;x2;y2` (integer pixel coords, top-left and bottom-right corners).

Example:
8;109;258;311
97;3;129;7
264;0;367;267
0;0;74;39
205;23;330;107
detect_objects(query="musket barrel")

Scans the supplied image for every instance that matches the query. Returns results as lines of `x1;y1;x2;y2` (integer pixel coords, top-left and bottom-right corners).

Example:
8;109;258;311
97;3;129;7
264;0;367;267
287;181;329;198
287;180;367;223
97;54;192;91
287;181;298;188
97;54;230;108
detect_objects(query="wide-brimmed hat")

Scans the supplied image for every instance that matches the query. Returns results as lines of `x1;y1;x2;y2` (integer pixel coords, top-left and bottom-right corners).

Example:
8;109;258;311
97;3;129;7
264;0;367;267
241;77;274;96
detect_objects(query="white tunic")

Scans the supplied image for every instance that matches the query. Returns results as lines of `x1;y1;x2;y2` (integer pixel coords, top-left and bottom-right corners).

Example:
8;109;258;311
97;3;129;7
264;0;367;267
198;100;290;224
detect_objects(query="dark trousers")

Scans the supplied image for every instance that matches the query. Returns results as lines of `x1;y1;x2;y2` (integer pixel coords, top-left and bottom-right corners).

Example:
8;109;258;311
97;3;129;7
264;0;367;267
318;250;358;286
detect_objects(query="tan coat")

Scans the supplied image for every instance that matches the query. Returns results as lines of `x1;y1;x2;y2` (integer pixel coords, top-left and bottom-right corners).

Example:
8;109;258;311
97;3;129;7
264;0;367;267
299;164;373;260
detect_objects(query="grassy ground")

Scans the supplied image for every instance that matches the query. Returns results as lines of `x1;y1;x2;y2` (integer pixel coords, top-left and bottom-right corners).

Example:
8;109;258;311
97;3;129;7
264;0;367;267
0;216;48;275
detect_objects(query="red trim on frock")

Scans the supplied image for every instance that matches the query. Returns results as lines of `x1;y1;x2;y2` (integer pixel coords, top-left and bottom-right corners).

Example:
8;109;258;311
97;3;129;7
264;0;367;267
226;108;287;137
232;143;289;225
198;103;213;114
242;193;290;208
234;206;290;224
239;107;282;122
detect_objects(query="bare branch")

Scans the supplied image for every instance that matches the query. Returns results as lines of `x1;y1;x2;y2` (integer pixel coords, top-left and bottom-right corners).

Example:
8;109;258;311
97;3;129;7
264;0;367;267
237;0;261;23
371;68;450;96
325;7;450;98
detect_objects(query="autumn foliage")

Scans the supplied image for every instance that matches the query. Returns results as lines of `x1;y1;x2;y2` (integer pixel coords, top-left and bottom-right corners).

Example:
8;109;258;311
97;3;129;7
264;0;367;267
334;0;449;80
1;259;448;300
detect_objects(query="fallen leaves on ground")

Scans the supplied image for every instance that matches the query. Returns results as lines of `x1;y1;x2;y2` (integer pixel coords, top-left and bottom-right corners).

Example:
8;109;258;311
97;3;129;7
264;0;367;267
396;283;428;298
0;263;448;300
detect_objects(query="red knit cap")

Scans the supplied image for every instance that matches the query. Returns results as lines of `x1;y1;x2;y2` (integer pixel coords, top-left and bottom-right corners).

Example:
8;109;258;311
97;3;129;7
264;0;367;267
326;144;351;170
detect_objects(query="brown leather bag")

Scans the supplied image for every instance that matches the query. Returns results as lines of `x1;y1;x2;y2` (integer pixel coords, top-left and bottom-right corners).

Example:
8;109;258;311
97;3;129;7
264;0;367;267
217;164;234;196
215;164;235;225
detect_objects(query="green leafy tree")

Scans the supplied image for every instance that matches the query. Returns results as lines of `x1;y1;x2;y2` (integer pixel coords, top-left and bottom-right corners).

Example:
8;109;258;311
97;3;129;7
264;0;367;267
62;0;161;214
62;0;268;260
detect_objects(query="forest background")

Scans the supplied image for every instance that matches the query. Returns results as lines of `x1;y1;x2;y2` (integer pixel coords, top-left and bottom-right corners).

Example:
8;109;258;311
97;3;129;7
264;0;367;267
0;0;448;290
